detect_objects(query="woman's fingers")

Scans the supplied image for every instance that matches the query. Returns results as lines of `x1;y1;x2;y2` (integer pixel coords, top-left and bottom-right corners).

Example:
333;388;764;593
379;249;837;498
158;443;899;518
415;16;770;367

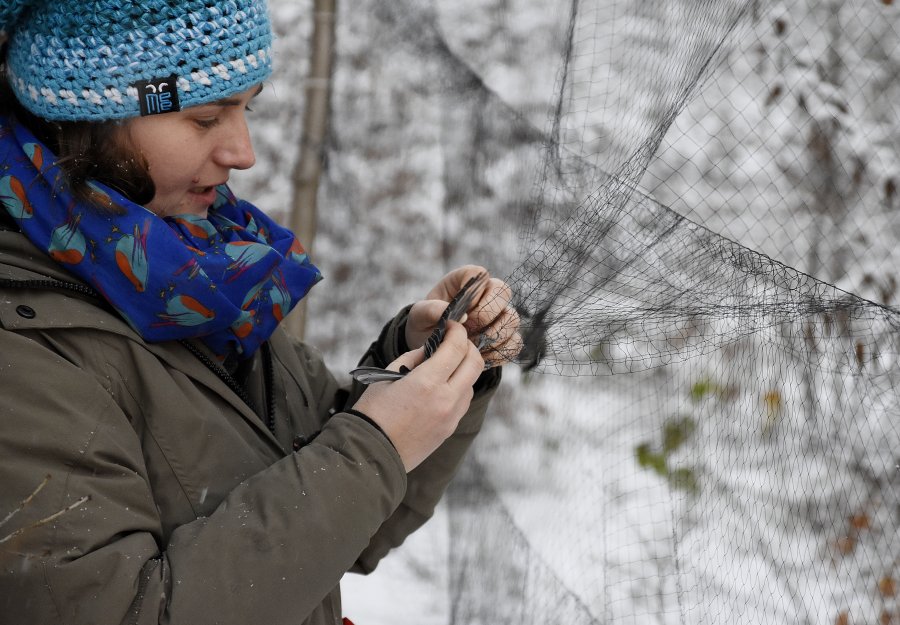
478;308;524;367
464;281;508;332
470;278;513;320
389;346;425;372
410;266;523;366
416;322;480;387
463;278;522;365
354;322;479;472
405;299;449;350
425;265;490;303
449;333;489;387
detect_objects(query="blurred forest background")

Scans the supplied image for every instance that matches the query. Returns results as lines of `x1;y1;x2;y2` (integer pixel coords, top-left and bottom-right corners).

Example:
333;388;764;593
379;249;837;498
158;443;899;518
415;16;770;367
231;1;900;624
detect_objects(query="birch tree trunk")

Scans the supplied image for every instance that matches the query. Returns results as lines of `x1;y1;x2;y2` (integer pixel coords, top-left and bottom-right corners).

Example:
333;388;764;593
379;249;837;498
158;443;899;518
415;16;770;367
284;0;337;340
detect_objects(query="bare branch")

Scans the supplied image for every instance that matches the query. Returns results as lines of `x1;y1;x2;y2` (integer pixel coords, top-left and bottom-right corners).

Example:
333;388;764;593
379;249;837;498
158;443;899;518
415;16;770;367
0;474;51;531
284;0;338;340
1;495;91;546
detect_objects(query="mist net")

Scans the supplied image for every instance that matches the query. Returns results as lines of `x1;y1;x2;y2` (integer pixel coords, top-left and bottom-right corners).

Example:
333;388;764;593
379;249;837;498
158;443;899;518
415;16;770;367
252;0;900;623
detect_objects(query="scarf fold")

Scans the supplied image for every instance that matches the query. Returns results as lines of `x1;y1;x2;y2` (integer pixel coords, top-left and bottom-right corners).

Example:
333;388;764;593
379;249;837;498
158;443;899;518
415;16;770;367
0;116;322;359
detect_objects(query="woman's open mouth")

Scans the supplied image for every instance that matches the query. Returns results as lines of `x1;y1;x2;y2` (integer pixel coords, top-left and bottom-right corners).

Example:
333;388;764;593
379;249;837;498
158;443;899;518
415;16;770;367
188;185;218;206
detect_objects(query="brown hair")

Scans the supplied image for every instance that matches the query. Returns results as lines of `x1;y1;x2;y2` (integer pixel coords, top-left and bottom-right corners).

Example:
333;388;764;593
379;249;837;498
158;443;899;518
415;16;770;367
0;44;155;212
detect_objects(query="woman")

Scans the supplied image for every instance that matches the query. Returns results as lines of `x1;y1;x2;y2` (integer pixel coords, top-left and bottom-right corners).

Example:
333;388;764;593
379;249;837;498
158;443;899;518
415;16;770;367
0;1;521;623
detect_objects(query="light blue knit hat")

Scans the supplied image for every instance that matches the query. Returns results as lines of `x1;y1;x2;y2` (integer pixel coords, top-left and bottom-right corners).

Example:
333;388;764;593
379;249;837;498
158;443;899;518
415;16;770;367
1;0;273;121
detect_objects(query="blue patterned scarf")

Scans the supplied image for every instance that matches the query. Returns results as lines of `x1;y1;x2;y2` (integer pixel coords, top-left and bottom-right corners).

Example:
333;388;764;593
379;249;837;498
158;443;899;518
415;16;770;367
0;116;322;359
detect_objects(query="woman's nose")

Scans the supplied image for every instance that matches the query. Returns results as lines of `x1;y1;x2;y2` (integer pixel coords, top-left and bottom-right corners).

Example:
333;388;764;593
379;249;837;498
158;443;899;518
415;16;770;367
215;116;256;170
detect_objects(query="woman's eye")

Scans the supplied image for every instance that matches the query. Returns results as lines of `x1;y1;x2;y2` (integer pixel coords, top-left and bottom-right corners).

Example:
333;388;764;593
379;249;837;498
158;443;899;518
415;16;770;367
195;117;219;129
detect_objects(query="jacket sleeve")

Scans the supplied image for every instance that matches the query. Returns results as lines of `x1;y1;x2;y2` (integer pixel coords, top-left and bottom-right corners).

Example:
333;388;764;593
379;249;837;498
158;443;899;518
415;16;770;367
298;305;501;574
0;328;408;625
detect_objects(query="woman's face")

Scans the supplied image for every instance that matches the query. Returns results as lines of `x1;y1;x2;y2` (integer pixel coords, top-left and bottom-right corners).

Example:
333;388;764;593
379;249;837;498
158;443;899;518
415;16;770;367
126;84;262;218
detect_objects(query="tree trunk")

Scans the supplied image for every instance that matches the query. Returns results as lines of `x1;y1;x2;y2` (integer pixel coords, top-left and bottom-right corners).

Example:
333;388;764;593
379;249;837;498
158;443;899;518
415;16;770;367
284;0;337;340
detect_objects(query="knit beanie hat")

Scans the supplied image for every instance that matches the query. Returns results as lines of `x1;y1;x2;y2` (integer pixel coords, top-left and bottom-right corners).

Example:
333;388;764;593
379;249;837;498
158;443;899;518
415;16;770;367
0;0;273;121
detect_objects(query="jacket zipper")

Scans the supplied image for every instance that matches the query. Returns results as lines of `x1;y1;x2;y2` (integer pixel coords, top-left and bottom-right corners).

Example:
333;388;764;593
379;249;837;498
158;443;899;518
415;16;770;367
0;277;104;299
177;339;277;434
261;342;276;433
0;277;277;432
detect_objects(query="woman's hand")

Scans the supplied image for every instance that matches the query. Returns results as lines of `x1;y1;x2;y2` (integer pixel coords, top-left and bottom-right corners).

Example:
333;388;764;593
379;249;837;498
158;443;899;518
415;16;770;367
406;265;523;368
353;321;484;472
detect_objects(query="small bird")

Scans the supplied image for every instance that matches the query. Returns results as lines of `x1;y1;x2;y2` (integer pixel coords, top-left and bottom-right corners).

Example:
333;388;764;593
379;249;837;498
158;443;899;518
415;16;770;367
517;303;550;372
351;272;488;384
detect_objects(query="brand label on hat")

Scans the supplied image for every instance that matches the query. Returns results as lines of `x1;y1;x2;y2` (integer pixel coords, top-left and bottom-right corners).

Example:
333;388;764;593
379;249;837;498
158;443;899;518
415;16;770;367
134;76;181;116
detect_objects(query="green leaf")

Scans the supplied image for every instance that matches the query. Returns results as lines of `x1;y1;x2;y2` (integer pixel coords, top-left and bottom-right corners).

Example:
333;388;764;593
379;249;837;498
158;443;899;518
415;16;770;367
690;379;717;402
662;416;696;453
668;467;700;494
636;443;668;476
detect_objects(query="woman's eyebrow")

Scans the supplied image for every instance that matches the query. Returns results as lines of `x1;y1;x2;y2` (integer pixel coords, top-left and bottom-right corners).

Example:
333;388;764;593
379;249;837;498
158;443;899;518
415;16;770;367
209;84;265;107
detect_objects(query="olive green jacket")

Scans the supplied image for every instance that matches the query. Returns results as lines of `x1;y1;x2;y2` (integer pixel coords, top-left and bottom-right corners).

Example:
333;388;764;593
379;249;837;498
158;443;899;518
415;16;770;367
0;225;497;624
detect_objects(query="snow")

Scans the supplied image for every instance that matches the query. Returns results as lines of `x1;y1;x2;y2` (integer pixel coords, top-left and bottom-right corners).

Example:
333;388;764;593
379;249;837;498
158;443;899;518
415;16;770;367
228;0;900;623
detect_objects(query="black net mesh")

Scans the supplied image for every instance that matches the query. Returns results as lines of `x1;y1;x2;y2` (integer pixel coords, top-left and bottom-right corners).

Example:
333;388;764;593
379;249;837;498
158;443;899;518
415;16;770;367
244;0;900;622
